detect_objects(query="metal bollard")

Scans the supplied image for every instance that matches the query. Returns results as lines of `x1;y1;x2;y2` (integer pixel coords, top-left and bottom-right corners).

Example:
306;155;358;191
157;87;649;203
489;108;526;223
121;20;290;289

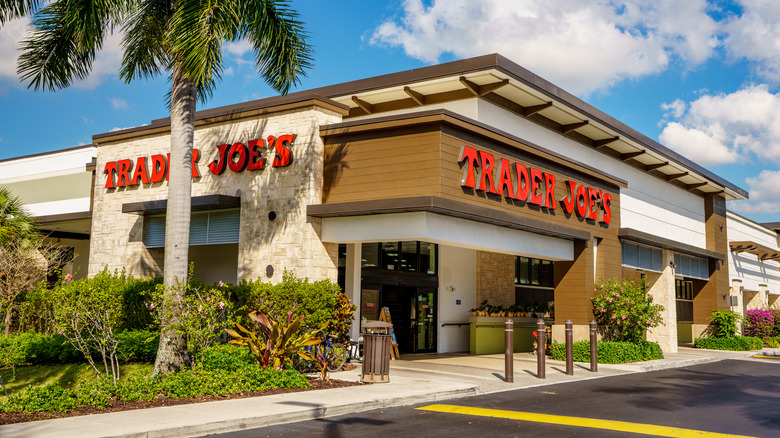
536;319;545;379
505;318;513;383
565;319;573;376
590;320;598;373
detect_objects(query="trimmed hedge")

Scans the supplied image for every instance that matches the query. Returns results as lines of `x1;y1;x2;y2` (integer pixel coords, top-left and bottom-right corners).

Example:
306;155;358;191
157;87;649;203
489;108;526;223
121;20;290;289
694;336;763;351
0;366;308;413
549;340;663;364
0;330;160;368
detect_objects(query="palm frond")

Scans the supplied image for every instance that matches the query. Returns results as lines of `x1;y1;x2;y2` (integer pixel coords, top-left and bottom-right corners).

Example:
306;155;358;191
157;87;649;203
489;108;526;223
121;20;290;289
0;0;42;24
120;0;172;83
17;0;125;91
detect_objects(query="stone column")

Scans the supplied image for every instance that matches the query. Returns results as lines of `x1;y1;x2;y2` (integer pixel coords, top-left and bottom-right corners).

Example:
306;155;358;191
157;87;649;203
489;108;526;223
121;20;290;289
646;249;677;353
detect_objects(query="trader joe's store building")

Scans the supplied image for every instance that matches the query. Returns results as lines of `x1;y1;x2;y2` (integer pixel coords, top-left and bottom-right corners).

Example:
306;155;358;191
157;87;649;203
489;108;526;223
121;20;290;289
9;55;754;355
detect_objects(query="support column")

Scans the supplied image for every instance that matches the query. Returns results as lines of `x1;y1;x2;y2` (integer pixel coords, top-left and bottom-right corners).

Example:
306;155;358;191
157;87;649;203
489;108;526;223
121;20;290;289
646;249;677;353
345;243;362;341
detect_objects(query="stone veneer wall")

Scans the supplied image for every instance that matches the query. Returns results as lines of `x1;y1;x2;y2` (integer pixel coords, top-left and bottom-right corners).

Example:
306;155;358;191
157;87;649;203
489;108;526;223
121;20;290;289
475;251;515;306
89;105;343;283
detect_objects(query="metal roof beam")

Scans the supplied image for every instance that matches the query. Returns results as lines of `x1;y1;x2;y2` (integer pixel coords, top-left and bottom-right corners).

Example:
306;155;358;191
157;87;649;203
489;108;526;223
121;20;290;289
593;136;619;149
523;101;553;117
621;151;646;161
666;172;688;182
351;96;374;114
459;76;509;96
560;120;589;134
404;86;426;106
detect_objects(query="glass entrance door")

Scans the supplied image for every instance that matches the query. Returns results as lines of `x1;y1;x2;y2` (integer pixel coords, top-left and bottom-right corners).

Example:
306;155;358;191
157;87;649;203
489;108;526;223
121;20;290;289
414;288;436;353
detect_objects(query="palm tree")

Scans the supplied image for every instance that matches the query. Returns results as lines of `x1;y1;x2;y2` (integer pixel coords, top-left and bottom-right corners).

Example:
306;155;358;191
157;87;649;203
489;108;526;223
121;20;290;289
1;0;312;374
0;186;38;247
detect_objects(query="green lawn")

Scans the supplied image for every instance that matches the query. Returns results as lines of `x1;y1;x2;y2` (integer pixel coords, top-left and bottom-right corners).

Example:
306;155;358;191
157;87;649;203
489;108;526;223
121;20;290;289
0;364;153;397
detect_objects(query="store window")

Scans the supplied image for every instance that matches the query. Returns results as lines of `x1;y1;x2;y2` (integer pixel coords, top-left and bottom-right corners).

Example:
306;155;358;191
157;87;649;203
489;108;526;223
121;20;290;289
676;279;694;323
361;242;437;275
515;257;554;287
674;253;709;280
144;209;239;247
621;241;663;272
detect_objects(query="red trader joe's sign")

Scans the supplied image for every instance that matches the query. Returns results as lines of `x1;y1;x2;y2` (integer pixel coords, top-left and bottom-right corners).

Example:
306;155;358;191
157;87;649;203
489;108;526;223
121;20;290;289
103;134;295;189
458;145;612;224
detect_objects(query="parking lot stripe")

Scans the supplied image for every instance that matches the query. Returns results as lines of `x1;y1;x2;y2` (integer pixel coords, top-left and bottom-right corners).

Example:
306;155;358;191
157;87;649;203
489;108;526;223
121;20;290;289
416;404;755;438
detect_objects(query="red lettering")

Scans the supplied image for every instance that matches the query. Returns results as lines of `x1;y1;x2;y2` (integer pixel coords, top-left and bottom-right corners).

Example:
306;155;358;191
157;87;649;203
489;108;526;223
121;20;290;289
587;188;600;220
561;181;577;213
247;139;265;171
131;157;149;185
478;151;497;193
576;184;588;217
117;159;132;187
601;193;612;224
543;173;557;209
228;142;248;173
529;168;544;205
515;163;529;201
191;149;201;178
103;161;117;188
272;134;294;167
166;153;170;181
208;144;230;175
496;158;514;198
150;154;167;183
458;145;481;189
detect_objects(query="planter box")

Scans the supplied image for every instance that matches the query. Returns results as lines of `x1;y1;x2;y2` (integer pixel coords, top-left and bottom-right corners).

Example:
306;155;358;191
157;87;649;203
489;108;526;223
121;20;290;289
469;316;553;355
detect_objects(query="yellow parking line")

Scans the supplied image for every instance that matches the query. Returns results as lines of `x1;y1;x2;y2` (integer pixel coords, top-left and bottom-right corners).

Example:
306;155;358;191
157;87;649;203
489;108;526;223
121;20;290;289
416;404;755;438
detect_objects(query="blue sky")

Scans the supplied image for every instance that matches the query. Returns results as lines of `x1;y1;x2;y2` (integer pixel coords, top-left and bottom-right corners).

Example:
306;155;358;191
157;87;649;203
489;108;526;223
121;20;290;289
1;0;780;222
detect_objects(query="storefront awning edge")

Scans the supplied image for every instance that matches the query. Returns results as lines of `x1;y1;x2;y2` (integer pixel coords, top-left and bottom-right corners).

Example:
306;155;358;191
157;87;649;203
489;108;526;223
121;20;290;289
122;194;240;215
618;227;726;261
308;196;591;242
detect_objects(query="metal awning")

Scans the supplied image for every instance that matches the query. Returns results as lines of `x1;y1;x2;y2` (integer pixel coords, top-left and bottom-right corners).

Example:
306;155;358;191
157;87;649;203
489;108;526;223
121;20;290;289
618;228;726;261
122;194;240;214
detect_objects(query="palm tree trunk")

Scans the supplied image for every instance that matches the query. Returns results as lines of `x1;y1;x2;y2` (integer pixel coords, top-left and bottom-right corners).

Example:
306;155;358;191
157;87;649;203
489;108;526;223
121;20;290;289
152;62;196;375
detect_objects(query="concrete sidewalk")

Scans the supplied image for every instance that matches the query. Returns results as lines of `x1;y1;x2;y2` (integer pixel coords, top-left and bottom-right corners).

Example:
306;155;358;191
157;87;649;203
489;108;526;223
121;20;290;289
0;347;768;438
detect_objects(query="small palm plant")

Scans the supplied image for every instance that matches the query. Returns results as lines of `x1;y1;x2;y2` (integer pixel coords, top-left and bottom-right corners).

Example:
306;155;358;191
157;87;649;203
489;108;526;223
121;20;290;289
227;311;322;370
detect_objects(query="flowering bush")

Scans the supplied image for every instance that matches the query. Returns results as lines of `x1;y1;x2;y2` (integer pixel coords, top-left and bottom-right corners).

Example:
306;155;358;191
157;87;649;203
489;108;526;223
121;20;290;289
743;309;776;338
591;277;664;343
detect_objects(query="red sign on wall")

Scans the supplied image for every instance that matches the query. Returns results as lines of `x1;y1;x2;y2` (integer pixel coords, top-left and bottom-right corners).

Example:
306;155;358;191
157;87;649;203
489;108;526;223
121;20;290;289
103;134;295;189
458;145;612;224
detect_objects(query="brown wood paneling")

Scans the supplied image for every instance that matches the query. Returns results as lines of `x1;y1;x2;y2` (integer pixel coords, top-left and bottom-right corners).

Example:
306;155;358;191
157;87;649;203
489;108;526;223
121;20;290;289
695;195;729;324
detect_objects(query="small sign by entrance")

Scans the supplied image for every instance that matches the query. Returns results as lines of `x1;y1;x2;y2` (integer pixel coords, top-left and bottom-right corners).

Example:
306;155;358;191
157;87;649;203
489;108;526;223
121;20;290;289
379;307;400;359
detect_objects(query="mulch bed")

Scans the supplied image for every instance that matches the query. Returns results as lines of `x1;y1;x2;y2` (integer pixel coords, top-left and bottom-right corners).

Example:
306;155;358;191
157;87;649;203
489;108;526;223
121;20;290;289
0;376;363;425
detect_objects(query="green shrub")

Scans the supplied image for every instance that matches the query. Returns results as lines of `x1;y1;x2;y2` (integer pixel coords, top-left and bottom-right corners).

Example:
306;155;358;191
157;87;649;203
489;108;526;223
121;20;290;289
0;384;78;413
591;277;664;343
118;277;161;331
237;271;342;333
199;343;254;372
0;332;81;367
765;337;780;348
694;336;763;351
707;310;741;337
549;340;664;364
116;330;159;363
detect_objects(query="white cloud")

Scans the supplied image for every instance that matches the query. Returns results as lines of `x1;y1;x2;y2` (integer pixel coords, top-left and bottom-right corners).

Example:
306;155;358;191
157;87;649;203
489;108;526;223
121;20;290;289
661;99;687;119
731;169;780;214
110;123;149;132
659;84;780;165
0;17;31;82
110;98;128;110
225;40;252;57
371;0;718;95
724;0;780;82
0;18;122;89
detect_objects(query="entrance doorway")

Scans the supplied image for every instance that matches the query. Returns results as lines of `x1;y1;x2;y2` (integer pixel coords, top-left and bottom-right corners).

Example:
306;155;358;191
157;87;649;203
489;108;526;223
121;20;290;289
380;286;437;353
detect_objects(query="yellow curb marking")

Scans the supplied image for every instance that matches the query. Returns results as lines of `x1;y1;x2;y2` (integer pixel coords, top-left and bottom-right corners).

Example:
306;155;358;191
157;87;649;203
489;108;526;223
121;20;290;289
416;404;755;438
753;355;780;359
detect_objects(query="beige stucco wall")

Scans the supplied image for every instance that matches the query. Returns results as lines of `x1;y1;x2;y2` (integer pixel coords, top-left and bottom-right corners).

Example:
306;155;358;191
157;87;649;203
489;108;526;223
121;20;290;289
88;105;343;284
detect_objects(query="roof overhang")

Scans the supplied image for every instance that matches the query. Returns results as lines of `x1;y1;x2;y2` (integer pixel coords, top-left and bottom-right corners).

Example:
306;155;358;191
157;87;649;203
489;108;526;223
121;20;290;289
322;54;748;201
730;240;780;261
122;194;241;215
619;227;726;261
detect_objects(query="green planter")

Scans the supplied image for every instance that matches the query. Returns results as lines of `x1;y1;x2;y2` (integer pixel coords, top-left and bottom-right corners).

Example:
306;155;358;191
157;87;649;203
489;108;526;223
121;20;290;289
469;316;552;354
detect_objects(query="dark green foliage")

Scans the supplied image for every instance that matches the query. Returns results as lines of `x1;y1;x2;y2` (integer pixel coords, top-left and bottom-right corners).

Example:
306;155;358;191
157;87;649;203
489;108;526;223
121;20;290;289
549;340;664;364
235;271;342;333
118;277;161;331
694;336;763;351
0;366;309;414
765;337;780;348
0;330;159;367
116;330;159;363
199;343;254;372
707;310;741;338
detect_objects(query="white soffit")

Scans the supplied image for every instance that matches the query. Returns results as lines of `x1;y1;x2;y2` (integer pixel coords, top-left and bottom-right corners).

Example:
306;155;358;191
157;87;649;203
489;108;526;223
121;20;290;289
321;211;574;261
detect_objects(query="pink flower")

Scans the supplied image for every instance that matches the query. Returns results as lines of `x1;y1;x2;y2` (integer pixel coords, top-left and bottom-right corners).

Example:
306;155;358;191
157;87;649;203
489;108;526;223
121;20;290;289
64;274;73;282
148;303;155;310
206;297;211;302
621;315;626;320
198;304;203;312
58;330;65;335
219;302;225;310
218;281;225;287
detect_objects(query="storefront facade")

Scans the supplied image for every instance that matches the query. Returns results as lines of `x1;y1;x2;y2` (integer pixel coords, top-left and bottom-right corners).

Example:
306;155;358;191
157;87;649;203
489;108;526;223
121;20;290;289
4;54;752;354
